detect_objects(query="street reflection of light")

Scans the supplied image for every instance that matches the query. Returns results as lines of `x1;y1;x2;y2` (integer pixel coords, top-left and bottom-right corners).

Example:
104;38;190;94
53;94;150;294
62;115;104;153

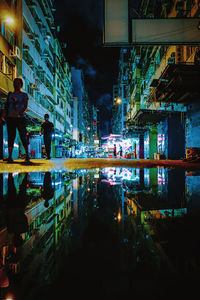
53;181;62;185
54;134;62;138
12;172;18;176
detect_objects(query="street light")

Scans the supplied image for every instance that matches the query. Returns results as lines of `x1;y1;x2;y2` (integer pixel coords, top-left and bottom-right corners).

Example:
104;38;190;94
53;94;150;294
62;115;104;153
5;16;14;25
116;97;122;105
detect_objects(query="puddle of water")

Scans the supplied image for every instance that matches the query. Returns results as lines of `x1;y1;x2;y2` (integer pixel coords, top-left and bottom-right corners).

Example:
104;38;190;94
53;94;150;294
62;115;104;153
0;167;200;299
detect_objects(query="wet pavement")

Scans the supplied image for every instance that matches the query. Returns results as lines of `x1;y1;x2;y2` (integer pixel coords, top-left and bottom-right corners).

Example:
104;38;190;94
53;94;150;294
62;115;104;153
0;166;200;299
1;158;200;173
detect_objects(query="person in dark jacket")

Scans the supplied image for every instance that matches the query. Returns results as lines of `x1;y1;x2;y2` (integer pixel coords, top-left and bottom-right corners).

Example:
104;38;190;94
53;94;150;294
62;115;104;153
0;78;30;163
41;172;55;207
40;114;54;159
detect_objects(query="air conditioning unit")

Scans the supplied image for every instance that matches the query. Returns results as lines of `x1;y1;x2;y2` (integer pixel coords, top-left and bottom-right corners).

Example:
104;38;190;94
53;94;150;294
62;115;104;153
10;46;21;59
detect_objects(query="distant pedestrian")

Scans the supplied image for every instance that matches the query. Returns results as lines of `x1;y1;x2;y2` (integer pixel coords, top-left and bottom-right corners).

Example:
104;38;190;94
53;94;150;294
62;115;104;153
113;144;117;158
40;114;54;159
119;145;123;158
0;78;30;163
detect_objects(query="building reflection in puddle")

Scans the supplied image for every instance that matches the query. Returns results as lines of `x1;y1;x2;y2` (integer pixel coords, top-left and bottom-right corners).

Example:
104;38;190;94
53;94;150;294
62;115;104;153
0;167;200;298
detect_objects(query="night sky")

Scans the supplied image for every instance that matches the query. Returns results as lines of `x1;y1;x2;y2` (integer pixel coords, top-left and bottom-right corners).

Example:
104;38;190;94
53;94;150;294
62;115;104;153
55;0;120;135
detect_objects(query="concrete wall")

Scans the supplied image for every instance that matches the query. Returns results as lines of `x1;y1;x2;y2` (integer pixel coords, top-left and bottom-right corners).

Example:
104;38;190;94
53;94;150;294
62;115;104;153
149;126;157;159
168;114;185;159
158;114;185;159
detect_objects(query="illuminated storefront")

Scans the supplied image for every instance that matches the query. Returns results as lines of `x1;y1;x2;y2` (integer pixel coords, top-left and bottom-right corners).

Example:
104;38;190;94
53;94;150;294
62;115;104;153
101;134;139;158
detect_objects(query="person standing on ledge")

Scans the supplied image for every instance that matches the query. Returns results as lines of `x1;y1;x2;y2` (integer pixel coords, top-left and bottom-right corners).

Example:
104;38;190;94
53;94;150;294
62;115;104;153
40;114;54;159
0;78;30;163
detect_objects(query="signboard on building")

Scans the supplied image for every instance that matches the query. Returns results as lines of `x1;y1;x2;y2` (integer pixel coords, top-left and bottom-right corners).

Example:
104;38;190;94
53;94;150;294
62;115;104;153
132;19;200;45
104;0;200;46
104;0;129;45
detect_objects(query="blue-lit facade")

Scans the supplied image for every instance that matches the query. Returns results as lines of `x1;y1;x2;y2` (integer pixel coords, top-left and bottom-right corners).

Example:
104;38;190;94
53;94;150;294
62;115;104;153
0;0;74;159
118;1;200;160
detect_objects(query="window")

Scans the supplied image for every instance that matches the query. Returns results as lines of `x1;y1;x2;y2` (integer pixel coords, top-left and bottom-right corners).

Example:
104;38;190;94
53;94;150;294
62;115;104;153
27;84;34;96
5;57;15;79
5;0;16;6
44;57;53;74
0;51;3;72
35;39;41;55
1;22;15;45
0;52;15;79
23;17;32;35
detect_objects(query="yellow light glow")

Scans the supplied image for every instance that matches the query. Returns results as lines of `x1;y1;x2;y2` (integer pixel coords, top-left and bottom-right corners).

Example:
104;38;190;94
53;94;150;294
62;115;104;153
5;17;14;25
117;211;122;222
116;97;122;104
5;296;13;300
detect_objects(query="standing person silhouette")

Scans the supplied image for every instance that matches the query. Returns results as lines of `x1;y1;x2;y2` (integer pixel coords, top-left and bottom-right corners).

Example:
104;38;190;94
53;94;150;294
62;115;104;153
113;144;117;158
119;145;123;158
41;172;55;207
40;114;54;159
1;78;30;163
6;173;29;247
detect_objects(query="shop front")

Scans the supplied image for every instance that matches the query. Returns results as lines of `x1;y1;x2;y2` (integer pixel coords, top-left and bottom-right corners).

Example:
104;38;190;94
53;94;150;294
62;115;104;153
101;134;139;159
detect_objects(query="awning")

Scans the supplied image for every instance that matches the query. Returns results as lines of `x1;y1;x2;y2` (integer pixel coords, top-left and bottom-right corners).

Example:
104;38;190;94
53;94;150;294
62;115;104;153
123;126;147;138
150;63;200;104
25;113;43;126
101;134;122;140
132;109;184;126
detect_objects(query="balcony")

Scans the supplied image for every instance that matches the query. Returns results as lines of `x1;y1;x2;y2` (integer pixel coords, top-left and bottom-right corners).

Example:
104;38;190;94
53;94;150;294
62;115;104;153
27;95;47;121
25;0;37;8
150;63;200;104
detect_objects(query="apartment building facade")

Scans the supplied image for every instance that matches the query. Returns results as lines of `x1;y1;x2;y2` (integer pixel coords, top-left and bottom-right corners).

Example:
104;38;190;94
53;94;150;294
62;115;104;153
71;67;95;155
0;0;74;159
0;0;23;158
112;49;130;135
23;0;73;158
124;0;200;159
